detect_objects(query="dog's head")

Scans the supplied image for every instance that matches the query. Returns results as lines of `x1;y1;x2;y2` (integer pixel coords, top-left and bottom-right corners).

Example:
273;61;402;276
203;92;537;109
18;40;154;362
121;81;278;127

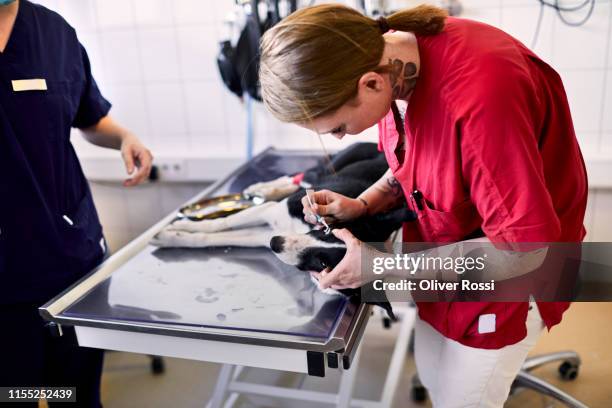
270;228;397;321
269;207;416;322
270;229;346;272
269;205;417;270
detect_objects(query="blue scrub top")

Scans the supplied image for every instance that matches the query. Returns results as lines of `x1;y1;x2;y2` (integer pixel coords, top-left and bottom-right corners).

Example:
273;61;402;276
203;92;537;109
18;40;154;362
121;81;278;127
0;1;111;304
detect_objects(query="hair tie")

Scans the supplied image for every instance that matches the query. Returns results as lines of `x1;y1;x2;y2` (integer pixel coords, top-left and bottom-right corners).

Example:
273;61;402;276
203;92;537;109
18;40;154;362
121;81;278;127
377;16;390;34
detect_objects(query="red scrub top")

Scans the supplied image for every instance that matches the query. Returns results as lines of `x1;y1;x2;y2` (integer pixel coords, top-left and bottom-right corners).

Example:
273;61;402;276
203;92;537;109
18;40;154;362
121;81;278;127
378;17;588;349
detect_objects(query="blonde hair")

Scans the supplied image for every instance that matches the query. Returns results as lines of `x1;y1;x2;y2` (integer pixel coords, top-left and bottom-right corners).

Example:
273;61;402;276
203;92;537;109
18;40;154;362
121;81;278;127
259;4;447;124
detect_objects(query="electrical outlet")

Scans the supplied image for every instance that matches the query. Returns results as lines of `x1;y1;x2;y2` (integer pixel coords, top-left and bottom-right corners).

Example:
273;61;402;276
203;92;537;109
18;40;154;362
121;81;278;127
156;158;188;181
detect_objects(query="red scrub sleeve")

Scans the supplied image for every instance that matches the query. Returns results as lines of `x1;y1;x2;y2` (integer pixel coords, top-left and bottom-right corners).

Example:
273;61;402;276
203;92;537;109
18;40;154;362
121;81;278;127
459;70;561;245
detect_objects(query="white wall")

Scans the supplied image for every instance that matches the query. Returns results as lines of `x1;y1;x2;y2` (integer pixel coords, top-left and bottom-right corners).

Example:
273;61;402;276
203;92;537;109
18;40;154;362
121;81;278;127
30;0;612;247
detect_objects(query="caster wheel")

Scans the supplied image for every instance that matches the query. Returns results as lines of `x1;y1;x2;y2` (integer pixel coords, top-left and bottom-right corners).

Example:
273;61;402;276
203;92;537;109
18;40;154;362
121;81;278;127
151;356;165;375
411;385;427;403
558;361;579;381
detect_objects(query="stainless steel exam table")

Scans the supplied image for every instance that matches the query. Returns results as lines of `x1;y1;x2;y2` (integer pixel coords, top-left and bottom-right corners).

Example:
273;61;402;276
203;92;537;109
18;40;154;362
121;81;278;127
39;148;415;408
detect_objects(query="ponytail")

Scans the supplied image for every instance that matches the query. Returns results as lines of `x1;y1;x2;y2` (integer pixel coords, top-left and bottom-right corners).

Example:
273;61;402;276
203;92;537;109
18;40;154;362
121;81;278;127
382;5;447;36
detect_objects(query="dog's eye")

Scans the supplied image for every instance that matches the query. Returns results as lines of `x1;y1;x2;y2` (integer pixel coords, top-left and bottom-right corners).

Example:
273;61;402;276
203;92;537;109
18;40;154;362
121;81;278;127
321;260;327;268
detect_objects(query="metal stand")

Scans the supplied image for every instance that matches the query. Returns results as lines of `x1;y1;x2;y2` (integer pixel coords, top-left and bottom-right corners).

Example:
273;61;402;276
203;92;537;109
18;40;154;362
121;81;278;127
245;93;254;160
207;306;415;408
511;351;588;408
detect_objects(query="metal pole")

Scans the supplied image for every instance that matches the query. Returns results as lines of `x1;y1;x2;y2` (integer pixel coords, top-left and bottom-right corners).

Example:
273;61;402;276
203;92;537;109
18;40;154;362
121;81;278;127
246;94;254;160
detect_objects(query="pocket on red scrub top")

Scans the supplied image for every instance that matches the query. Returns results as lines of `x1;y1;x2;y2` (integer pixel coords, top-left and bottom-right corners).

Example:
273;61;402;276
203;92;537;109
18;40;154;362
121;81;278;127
412;195;482;243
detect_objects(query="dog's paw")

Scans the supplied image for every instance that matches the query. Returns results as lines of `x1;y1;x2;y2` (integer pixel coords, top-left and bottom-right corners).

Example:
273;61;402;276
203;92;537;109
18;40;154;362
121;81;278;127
150;229;204;248
243;176;298;201
150;230;180;247
243;181;267;197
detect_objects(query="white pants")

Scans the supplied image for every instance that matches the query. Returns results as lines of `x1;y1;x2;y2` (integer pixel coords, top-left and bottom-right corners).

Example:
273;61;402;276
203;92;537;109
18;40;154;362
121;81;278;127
414;302;545;408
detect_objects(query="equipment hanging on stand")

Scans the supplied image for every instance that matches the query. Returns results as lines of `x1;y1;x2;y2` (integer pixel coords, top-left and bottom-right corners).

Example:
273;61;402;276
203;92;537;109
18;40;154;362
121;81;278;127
217;1;299;159
217;0;301;99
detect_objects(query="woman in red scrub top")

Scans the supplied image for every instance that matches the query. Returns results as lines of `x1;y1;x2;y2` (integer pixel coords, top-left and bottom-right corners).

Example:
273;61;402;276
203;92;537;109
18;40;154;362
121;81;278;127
258;4;587;407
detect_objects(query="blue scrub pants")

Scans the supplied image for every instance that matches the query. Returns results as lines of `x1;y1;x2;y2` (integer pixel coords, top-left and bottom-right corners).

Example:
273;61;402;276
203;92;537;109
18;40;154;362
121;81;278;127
0;303;104;408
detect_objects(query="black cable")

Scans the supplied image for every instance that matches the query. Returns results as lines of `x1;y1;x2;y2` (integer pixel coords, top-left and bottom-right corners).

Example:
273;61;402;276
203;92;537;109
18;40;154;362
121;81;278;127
554;0;595;26
531;1;546;48
540;0;591;12
532;0;596;49
536;0;596;27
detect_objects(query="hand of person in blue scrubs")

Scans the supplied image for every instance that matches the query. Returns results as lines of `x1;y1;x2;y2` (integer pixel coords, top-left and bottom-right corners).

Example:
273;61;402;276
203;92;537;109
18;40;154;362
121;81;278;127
119;133;154;187
82;115;153;187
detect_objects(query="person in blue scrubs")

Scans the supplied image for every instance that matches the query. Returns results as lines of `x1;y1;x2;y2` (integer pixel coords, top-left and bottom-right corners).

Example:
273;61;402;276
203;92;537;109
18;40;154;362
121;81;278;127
0;1;153;406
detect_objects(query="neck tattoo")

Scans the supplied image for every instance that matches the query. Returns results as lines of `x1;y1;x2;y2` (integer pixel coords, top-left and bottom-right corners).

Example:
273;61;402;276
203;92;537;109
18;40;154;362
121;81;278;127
388;58;418;100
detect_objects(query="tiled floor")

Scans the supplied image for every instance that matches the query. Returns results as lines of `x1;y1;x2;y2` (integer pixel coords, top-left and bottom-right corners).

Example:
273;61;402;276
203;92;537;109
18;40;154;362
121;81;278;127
95;302;612;407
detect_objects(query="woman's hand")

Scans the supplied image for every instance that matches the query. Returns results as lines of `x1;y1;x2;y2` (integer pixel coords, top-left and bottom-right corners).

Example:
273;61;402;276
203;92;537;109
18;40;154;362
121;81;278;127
82;115;154;187
301;190;366;225
120;133;153;187
311;229;380;289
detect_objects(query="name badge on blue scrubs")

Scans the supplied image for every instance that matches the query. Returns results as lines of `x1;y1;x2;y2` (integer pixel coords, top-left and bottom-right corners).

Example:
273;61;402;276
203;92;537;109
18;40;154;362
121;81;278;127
11;78;47;92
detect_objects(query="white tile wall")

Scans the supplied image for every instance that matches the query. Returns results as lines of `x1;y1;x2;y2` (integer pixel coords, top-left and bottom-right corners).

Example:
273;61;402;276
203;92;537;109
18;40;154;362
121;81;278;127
500;3;555;60
562;70;606;134
184;81;227;137
461;2;502;28
602;70;612;133
102;82;151;139
57;0;98;32
99;29;142;83
173;0;216;25
132;0;174;27
177;26;220;80
145;81;188;138
137;28;182;81
95;0;134;29
501;0;535;6
552;2;610;71
75;30;105;84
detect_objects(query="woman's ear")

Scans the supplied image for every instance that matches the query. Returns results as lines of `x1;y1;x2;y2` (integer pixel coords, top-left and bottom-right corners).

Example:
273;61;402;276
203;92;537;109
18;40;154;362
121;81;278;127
358;71;385;93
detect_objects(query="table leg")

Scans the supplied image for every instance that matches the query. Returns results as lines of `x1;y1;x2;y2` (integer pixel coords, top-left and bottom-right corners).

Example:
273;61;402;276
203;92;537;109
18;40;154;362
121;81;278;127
208;364;234;408
336;344;363;408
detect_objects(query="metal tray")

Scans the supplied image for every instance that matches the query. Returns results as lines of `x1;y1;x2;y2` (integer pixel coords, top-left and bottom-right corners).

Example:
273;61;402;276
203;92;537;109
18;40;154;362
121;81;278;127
178;194;265;221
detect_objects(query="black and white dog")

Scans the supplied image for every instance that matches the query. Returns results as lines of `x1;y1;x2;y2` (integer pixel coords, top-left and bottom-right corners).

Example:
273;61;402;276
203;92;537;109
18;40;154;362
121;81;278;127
152;143;416;318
